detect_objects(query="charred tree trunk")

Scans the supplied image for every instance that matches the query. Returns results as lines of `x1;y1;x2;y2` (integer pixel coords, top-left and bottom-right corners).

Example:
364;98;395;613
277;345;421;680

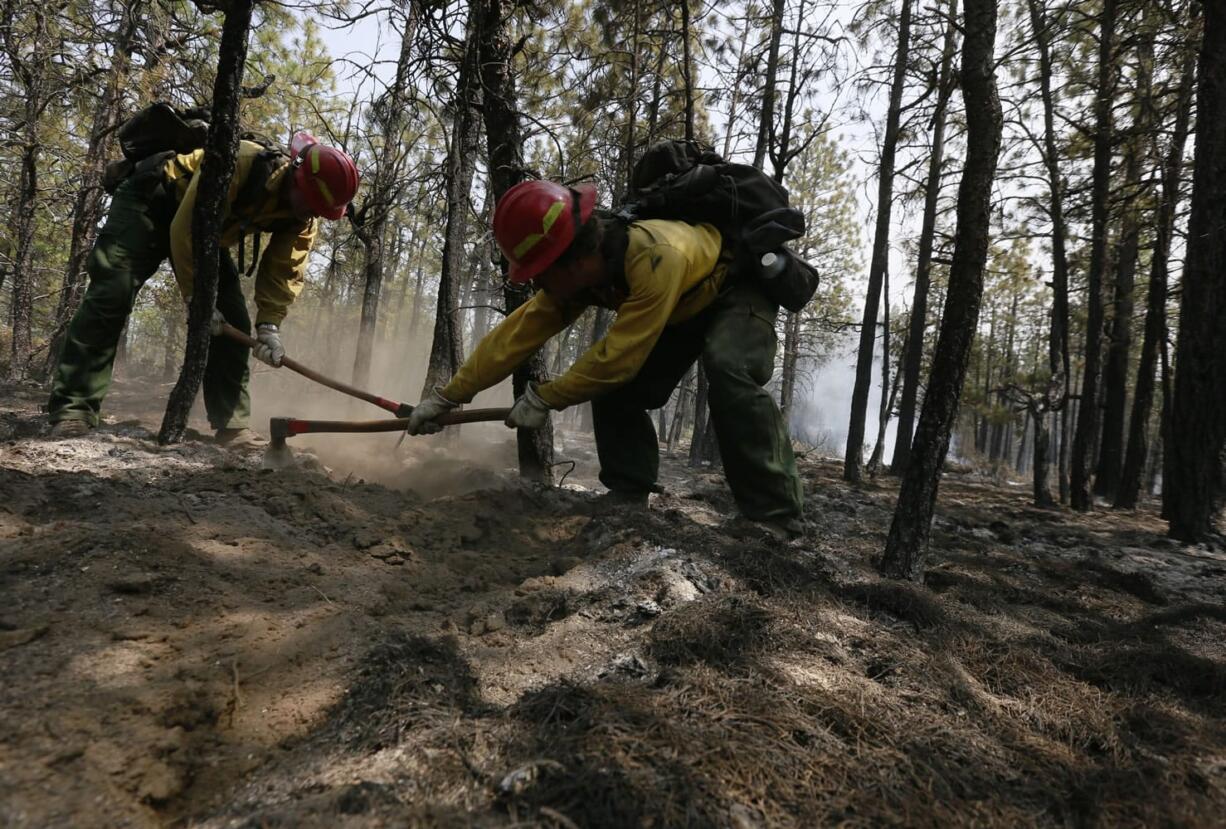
753;0;786;171
158;0;254;444
1027;0;1073;503
477;0;553;481
1097;15;1154;498
1167;3;1226;541
678;0;695;142
1070;0;1118;510
780;311;801;420
893;0;957;475
867;267;893;476
846;0;913;482
354;13;415;387
879;0;1001;580
1117;41;1195;510
421;37;479;396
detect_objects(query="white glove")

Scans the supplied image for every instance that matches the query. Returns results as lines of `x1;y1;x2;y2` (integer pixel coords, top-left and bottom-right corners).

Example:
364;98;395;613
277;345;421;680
253;323;285;367
505;383;552;430
209;309;227;336
407;388;459;435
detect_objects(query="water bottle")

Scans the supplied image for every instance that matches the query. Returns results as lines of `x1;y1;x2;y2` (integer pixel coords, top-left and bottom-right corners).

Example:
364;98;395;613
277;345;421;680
759;250;787;280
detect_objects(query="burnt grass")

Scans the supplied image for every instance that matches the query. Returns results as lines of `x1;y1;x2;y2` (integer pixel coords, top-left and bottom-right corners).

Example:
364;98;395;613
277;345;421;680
210;461;1226;827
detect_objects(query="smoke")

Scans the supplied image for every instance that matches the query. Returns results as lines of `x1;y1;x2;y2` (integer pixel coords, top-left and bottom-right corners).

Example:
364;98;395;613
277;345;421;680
788;331;897;462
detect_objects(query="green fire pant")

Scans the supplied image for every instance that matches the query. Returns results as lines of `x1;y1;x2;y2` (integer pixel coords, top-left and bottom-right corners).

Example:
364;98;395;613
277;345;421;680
48;169;252;430
591;280;803;522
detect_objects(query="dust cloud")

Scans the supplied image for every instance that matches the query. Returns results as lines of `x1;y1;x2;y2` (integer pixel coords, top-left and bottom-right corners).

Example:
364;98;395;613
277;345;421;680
247;306;526;498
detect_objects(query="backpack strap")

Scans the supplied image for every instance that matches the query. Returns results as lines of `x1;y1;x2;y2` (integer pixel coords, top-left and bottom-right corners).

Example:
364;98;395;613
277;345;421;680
232;146;289;277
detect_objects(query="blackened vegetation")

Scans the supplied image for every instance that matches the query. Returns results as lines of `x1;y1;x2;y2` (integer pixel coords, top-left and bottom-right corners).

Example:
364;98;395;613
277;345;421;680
218;465;1225;828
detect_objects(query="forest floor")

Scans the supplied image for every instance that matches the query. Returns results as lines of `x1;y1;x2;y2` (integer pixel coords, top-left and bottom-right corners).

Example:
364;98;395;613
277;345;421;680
1;378;1225;828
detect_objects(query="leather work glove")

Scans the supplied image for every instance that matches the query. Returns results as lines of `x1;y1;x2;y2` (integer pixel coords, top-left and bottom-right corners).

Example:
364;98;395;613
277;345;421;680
253;323;285;367
407;388;459;435
505;383;552;430
209;308;227;337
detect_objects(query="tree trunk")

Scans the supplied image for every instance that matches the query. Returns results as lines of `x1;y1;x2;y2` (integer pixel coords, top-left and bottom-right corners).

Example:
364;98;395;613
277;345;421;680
879;0;1001;580
1031;407;1055;506
354;14;416;387
753;0;787;171
1027;0;1074;504
779;310;800;420
1096;15;1154;498
421;36;478;396
690;362;710;466
1070;0;1117;511
158;0;254;444
1167;3;1226;541
867;265;893;475
892;0;957;476
846;0;913;482
1117;42;1195;510
477;0;554;482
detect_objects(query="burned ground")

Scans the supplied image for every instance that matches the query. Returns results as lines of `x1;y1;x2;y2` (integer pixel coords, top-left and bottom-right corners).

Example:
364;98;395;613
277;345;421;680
1;383;1223;827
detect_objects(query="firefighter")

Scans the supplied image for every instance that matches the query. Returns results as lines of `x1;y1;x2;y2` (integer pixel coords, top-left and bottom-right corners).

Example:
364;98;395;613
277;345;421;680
47;132;359;446
407;181;803;536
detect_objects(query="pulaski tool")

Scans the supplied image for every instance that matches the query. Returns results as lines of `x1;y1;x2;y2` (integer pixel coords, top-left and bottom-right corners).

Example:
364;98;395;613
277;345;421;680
219;323;414;416
263;408;513;469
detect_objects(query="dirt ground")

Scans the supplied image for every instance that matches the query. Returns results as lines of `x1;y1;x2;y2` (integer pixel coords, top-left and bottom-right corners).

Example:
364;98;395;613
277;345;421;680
1;377;1224;828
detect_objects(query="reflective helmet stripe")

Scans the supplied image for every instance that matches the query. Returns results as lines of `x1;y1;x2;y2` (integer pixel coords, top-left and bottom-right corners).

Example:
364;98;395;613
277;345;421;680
309;146;321;174
511;199;566;259
314;178;336;207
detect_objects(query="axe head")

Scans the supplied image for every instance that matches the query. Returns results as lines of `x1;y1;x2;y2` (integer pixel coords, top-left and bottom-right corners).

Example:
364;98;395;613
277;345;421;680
262;417;295;470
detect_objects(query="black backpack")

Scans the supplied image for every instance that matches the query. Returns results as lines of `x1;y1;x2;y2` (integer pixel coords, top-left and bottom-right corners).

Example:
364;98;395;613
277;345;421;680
620;139;820;312
103;102;288;208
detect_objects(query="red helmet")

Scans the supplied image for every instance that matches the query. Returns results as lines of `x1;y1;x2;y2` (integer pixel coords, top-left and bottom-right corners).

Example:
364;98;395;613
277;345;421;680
291;132;359;220
493;181;597;283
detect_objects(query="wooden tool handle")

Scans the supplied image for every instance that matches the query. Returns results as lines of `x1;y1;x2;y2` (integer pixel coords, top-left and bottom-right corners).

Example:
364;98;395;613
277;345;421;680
283;408;512;436
220;323;408;415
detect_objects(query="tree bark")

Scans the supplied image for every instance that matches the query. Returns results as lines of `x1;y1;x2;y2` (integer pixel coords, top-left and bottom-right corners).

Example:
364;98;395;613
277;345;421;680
892;0;957;475
846;0;913;482
158;0;254;444
477;0;554;482
353;10;416;387
421;35;478;396
1117;40;1195;509
1026;0;1073;503
753;0;787;171
779;310;800;420
1167;3;1226;541
1096;13;1154;498
1070;0;1118;511
879;0;1001;580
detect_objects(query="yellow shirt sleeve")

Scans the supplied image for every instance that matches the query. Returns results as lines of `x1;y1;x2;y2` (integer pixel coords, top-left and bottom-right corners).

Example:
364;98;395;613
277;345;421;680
168;150;255;301
441;289;582;403
254;219;317;326
534;244;687;409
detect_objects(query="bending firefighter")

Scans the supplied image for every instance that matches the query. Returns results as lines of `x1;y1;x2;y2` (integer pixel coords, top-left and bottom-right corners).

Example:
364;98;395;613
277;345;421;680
48;132;359;445
408;181;804;535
